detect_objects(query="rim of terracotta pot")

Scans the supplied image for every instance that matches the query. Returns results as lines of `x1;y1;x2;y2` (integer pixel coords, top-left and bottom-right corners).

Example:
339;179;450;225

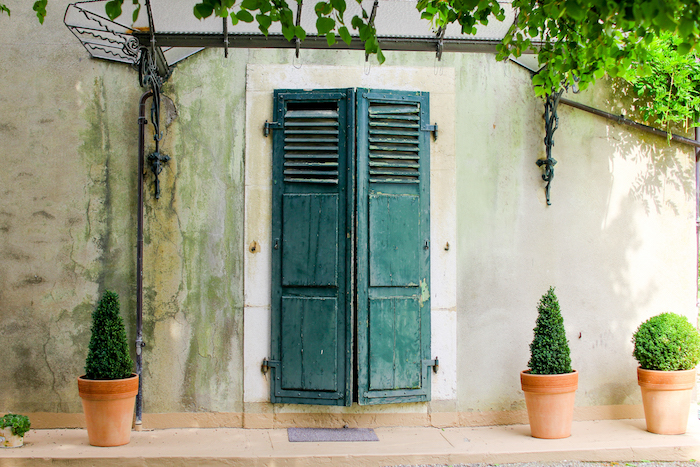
637;367;696;390
520;369;578;394
77;374;139;401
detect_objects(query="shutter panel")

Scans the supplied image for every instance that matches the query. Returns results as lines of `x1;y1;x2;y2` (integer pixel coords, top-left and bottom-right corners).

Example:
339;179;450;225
270;89;354;406
356;89;431;405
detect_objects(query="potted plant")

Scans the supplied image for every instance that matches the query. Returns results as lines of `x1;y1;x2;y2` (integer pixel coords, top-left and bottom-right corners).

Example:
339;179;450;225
632;312;700;434
0;414;30;448
78;290;138;446
520;287;578;439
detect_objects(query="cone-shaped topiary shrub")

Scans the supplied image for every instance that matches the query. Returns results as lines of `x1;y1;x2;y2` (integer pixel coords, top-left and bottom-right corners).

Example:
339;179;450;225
632;312;700;371
84;290;134;380
528;287;572;374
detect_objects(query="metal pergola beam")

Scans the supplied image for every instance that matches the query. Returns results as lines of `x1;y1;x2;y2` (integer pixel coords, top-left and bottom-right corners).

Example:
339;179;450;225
133;32;540;55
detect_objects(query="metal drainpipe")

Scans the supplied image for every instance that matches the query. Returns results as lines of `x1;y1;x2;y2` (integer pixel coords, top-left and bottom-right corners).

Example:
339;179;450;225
135;89;153;430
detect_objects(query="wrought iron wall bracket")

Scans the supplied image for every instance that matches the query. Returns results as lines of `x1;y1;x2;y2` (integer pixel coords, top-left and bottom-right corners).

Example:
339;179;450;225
536;156;557;205
538;89;564;206
139;47;172;201
147;151;170;199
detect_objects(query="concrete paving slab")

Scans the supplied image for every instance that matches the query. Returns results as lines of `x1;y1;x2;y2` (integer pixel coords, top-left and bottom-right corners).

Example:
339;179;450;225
2;419;700;467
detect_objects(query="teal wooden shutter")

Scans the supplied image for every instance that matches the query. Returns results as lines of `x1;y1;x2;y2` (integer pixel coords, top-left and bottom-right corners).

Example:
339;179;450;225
270;89;354;406
355;89;432;405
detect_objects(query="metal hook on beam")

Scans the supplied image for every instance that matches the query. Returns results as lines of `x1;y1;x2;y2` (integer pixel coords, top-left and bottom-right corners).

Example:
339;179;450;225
295;0;303;59
436;26;445;61
365;0;379;62
223;16;229;58
145;0;155;51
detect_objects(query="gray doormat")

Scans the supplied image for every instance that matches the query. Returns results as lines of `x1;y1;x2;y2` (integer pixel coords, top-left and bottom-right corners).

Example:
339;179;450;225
287;427;379;442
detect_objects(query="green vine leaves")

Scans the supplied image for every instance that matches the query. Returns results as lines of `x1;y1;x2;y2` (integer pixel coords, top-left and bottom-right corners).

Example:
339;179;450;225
626;32;700;134
496;0;700;99
13;0;700;128
0;0;47;23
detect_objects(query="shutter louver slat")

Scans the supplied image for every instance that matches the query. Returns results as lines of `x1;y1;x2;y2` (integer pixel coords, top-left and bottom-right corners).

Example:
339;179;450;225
368;102;421;184
284;108;339;185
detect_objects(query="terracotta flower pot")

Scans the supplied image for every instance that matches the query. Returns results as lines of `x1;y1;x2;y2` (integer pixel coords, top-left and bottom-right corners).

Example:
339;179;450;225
521;370;578;439
637;367;696;435
78;374;139;446
0;427;24;448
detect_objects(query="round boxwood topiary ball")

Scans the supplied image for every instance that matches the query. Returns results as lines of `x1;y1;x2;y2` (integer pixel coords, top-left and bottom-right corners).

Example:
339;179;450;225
632;312;700;371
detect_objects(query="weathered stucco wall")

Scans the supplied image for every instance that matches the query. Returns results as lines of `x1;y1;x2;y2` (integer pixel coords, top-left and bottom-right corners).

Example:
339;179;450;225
0;0;246;417
0;1;141;414
454;54;696;419
0;0;696;427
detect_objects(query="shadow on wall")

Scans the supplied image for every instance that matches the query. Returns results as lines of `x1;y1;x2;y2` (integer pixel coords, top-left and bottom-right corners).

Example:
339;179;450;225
606;78;695;215
456;71;696;412
568;85;695;406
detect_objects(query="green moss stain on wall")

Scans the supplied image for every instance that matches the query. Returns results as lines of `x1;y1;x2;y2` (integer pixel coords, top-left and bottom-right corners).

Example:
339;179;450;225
140;49;246;412
77;73;140;341
0;61;141;413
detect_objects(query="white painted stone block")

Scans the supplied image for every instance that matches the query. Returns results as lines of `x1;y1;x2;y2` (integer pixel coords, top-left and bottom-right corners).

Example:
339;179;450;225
431;308;457;400
243;306;271;403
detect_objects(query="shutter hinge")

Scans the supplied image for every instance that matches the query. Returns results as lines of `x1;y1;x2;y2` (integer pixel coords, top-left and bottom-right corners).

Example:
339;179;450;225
422;123;438;141
423;357;439;373
262;358;280;374
264;120;282;137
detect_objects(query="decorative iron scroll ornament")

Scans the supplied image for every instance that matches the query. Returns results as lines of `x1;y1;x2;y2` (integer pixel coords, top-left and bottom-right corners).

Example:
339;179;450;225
64;2;141;64
537;89;564;205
